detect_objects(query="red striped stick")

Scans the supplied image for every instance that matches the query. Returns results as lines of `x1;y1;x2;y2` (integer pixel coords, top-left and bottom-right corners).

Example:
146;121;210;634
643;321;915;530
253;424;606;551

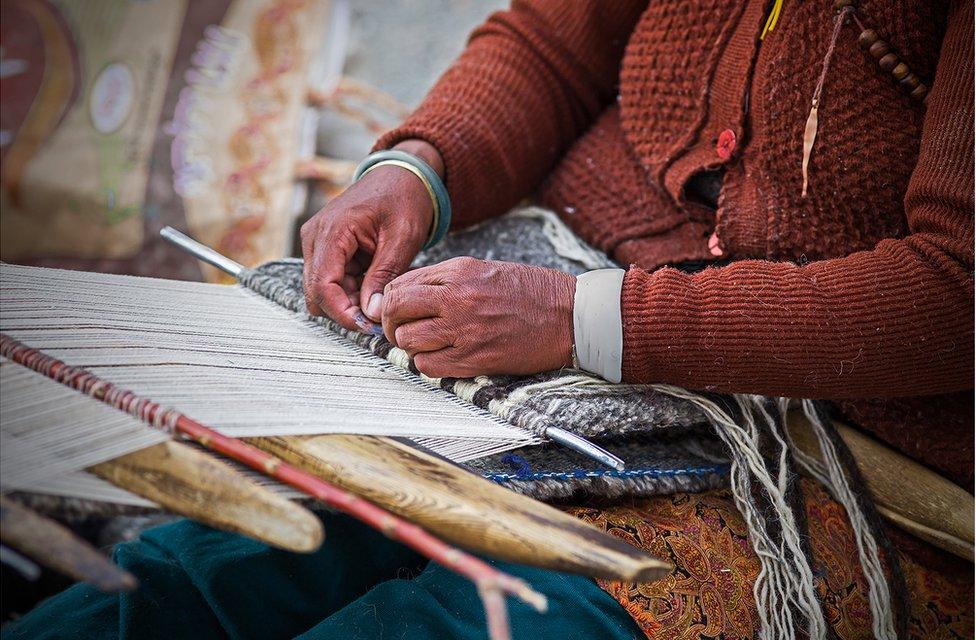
0;333;546;640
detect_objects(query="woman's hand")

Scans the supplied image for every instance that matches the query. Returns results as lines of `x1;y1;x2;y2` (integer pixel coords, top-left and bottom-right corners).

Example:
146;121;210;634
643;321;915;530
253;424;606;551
381;257;576;378
300;140;443;333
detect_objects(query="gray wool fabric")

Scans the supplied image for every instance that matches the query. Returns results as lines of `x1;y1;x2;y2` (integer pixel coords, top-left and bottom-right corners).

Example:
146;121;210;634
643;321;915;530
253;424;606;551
411;208;607;275
240;210;732;501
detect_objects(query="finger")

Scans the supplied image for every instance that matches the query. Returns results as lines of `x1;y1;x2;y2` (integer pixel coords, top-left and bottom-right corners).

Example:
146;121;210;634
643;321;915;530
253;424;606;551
300;217;317;263
383;285;444;323
393;318;452;356
300;220;322;315
359;236;417;321
304;288;324;317
414;348;475;379
381;285;444;344
318;282;362;332
305;228;360;331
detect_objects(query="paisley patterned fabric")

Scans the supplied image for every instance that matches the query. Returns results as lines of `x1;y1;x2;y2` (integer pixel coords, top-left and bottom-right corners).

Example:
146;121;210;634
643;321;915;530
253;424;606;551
568;480;973;639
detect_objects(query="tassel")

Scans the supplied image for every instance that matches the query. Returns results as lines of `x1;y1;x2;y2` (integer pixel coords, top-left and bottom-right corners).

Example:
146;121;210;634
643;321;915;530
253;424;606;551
801;102;819;197
802;6;853;197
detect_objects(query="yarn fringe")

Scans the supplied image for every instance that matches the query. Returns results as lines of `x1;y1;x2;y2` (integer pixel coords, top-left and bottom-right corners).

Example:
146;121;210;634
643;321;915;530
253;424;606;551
653;386;900;640
797;400;905;640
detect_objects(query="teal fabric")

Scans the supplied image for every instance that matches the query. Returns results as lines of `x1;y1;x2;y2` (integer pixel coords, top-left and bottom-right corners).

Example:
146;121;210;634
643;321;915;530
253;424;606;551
2;512;642;640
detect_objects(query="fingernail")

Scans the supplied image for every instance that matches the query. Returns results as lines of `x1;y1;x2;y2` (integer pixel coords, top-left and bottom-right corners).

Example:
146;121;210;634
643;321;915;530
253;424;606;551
353;311;384;336
365;293;383;320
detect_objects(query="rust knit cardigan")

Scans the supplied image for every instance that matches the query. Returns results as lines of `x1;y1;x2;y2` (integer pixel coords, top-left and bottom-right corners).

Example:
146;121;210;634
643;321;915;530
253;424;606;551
377;1;974;482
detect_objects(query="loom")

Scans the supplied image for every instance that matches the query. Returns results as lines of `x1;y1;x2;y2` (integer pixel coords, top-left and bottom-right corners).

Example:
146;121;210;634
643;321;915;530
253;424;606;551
2;214;972;640
0;236;669;640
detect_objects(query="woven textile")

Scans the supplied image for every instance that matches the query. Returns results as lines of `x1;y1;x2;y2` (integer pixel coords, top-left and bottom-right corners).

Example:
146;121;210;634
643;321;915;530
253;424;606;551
243;210;928;639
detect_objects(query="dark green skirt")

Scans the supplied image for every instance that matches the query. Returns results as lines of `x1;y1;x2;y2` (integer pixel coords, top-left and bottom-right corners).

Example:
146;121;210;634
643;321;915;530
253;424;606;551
2;512;642;639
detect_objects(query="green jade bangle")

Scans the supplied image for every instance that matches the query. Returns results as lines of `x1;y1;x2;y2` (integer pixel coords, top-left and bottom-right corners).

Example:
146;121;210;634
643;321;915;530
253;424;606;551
353;149;452;250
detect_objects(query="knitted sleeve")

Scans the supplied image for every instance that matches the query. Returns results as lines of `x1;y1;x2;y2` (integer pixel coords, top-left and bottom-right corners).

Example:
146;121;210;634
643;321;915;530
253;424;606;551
374;0;647;228
620;0;974;399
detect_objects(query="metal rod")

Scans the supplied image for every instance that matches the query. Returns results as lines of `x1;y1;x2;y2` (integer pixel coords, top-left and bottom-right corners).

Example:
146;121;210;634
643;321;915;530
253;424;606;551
160;227;244;277
159;228;627;470
545;427;626;471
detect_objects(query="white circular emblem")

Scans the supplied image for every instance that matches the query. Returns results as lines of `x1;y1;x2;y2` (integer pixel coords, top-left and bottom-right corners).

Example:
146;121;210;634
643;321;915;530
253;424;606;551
90;62;134;134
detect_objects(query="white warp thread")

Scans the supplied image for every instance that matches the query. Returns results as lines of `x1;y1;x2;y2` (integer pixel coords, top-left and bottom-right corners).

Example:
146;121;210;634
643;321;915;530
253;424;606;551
0;360;169;491
1;354;527;507
0;264;539;489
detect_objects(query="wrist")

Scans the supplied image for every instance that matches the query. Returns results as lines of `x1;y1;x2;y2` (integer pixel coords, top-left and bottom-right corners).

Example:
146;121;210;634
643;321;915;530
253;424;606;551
361;164;434;236
356;146;451;249
551;270;577;370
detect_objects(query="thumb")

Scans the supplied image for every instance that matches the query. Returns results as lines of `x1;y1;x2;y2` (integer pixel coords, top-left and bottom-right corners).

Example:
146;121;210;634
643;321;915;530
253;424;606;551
360;237;415;321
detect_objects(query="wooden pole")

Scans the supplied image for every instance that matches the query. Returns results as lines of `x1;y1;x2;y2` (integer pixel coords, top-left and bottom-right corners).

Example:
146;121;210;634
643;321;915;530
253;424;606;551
787;411;974;561
0;494;136;592
89;441;324;553
248;434;672;582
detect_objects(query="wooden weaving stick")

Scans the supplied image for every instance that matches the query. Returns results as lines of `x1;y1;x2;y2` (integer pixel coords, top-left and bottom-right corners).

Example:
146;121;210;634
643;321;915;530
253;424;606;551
787;411;974;561
249;435;672;582
89;441;324;553
0;494;136;592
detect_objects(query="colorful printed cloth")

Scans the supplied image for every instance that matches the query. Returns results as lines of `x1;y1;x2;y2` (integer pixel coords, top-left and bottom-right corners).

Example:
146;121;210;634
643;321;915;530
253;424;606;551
569;480;973;639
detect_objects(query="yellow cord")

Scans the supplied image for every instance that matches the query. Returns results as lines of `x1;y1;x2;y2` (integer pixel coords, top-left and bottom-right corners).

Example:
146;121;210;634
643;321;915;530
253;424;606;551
761;0;783;40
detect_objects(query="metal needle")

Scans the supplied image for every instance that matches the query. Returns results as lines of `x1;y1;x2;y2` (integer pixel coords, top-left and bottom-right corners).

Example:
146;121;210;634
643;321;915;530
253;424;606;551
545;427;626;471
160;227;245;278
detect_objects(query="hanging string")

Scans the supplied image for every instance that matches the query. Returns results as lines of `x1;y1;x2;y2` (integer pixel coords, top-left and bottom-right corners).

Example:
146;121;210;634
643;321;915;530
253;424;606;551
801;6;854;197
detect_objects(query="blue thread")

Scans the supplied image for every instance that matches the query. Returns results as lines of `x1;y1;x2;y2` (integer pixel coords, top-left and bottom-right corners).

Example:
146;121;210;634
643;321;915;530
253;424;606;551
500;454;533;480
483;463;730;484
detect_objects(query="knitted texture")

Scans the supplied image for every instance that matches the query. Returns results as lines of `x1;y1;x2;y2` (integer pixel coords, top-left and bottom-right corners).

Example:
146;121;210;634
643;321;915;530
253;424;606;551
376;0;974;485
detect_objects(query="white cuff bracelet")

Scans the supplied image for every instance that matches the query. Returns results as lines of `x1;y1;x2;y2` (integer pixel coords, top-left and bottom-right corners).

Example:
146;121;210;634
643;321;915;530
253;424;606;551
572;268;625;383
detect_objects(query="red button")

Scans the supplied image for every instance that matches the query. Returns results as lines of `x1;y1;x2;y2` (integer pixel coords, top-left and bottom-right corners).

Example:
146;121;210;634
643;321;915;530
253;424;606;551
716;129;736;160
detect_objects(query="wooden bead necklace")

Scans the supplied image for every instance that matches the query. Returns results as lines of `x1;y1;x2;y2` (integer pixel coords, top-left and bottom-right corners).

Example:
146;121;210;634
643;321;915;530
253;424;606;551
855;26;928;100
